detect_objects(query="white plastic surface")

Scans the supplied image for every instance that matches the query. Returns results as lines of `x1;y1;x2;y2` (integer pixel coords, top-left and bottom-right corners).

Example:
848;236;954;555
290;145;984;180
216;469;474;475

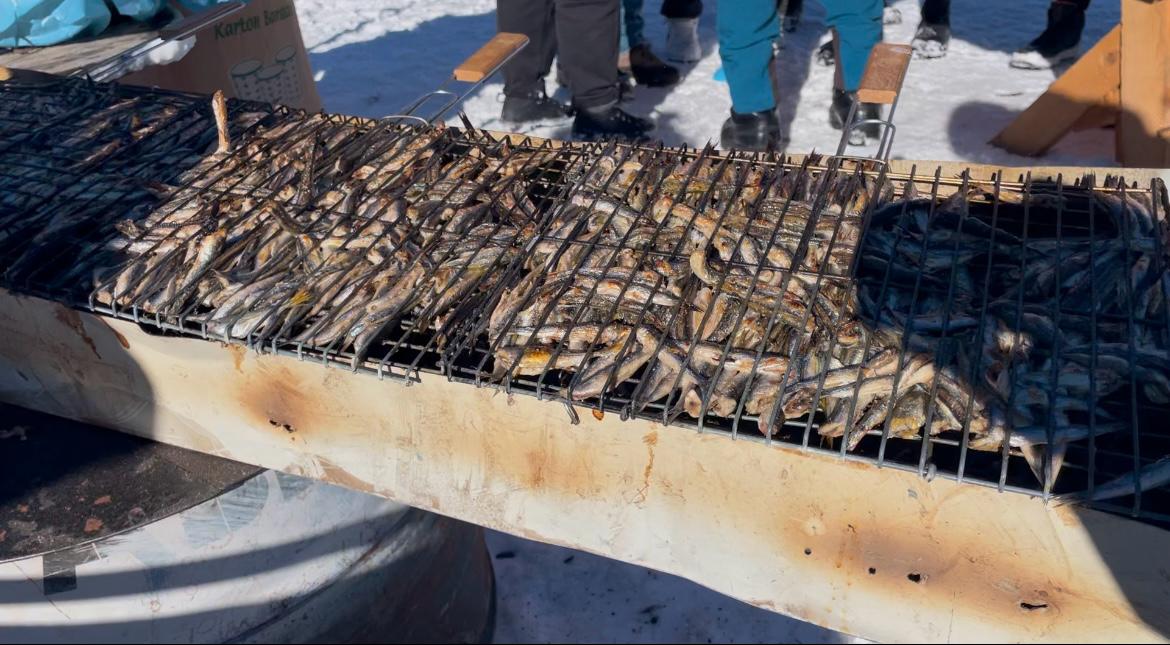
0;471;422;643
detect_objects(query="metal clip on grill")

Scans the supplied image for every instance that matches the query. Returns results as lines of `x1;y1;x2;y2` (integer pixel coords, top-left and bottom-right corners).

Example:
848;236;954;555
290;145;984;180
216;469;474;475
833;43;913;164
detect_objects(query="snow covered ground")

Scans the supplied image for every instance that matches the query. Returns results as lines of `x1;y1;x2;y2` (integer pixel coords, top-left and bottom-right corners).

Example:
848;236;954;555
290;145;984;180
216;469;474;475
297;0;1120;166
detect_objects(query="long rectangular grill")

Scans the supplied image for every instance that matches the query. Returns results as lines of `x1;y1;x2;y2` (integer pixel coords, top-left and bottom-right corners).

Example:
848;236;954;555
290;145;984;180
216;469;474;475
3;78;1169;524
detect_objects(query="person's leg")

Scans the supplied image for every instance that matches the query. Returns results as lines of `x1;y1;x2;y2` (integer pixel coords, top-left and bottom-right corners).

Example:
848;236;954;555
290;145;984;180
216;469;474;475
783;0;803;33
497;0;557;97
622;0;645;49
497;0;570;122
621;0;679;87
717;0;781;150
912;0;951;58
1011;0;1090;69
661;0;702;19
921;0;950;26
717;0;778;114
821;0;881;143
821;0;882;92
559;0;654;140
663;0;703;62
556;0;620;110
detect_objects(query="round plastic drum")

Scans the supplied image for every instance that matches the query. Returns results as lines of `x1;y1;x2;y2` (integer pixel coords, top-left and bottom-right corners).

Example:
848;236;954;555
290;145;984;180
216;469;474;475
0;405;495;643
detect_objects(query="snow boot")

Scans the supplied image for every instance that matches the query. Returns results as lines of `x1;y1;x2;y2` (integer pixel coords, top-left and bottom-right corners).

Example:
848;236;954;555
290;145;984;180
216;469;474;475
501;89;571;124
829;89;881;146
816;38;835;67
720;109;782;152
618;70;635;102
629;43;681;87
912;22;951;59
666;17;702;63
1010;0;1086;70
572;103;654;142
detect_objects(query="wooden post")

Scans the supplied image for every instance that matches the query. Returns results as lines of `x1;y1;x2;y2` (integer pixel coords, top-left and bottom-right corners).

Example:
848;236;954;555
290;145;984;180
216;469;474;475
1117;0;1170;167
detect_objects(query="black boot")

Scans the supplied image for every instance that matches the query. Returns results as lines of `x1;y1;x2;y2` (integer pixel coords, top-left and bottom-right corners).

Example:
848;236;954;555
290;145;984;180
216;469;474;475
629;43;681;87
572;103;654;142
783;0;802;33
617;70;635;102
720;109;782;152
829;89;881;145
501;89;571;124
1010;0;1087;70
913;0;951;59
816;39;835;67
912;22;951;59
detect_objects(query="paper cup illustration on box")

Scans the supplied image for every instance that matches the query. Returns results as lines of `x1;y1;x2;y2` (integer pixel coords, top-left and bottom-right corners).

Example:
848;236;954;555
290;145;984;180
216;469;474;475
275;46;302;101
230;46;303;105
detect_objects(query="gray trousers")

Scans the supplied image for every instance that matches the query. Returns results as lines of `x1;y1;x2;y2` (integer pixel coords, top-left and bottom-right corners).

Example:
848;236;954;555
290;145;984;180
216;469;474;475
497;0;621;109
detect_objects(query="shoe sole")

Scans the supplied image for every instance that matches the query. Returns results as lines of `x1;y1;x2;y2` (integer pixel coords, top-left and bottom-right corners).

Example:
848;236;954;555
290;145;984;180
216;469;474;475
912;40;948;59
500;115;572;127
572;132;653;144
1009;48;1077;70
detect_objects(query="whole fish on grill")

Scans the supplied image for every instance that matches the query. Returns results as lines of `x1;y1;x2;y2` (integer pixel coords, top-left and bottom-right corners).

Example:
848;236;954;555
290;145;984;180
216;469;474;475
4;81;1169;499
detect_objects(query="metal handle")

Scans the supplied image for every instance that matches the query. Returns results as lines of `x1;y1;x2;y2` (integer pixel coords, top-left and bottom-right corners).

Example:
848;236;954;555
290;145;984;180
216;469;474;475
389;32;530;125
158;1;244;39
76;2;246;83
833;43;912;163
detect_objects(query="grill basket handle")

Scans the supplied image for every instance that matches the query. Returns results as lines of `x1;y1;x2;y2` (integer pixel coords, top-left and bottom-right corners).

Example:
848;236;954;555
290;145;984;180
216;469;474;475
856;43;912;105
390;32;529;124
454;33;530;83
834;43;913;162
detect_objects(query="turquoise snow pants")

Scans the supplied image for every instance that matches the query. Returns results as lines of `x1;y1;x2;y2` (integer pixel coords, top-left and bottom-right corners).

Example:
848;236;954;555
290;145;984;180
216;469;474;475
718;0;883;114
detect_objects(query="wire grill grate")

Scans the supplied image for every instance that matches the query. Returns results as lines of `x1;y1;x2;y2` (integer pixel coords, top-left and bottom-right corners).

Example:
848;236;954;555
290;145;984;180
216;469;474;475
2;78;1168;523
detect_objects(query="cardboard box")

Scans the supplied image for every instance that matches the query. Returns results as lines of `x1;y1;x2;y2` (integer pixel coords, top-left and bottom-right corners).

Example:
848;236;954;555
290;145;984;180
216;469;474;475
123;0;321;112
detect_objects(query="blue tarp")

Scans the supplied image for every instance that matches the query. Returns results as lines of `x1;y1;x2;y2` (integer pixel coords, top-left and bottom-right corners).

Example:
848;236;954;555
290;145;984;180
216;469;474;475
0;0;234;48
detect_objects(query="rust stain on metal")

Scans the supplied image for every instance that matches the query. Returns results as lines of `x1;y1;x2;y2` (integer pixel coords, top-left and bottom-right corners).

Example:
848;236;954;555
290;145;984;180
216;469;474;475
635;431;657;504
237;364;314;436
525;450;547;488
470;407;604;500
433;405;1144;635
316;457;377;494
53;306;100;358
97;319;131;350
227;344;246;372
737;490;1135;634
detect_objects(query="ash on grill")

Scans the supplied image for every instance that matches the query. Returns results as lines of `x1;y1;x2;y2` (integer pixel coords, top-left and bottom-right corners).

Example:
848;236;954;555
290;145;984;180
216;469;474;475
2;78;1169;523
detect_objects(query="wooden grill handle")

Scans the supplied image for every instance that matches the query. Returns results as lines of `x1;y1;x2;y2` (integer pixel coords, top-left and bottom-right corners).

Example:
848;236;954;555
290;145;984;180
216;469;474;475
856;43;912;105
453;32;529;83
